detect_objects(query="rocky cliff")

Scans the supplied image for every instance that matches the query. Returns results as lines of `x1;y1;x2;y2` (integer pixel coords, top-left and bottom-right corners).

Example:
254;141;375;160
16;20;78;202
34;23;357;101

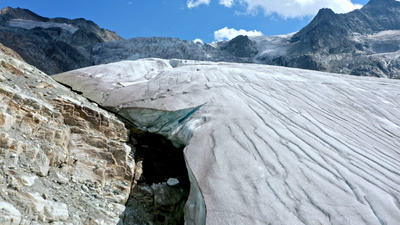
0;43;136;224
0;7;122;75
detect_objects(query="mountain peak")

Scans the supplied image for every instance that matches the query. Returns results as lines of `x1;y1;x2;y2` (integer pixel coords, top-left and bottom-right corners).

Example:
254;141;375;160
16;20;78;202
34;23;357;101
0;6;122;74
0;6;12;13
221;35;258;58
316;8;335;16
306;8;340;27
360;0;400;31
0;6;46;23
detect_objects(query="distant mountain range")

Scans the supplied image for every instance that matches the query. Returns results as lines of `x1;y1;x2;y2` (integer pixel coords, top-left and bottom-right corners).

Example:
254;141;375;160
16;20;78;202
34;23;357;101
1;0;400;78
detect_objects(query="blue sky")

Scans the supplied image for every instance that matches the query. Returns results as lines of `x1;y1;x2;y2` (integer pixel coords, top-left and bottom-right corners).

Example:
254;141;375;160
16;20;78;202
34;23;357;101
0;0;369;43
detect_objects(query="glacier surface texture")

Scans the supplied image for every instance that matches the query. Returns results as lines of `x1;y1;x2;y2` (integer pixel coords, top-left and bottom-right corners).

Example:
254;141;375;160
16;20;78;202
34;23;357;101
54;59;400;225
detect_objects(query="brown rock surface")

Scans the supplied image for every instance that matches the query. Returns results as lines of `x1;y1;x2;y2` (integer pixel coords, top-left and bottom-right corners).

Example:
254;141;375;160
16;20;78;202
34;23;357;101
0;44;134;224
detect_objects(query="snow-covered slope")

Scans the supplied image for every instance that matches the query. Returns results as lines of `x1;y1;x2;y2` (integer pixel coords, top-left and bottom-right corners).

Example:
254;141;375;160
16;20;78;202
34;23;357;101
91;37;239;65
250;33;295;63
9;19;79;33
54;59;400;225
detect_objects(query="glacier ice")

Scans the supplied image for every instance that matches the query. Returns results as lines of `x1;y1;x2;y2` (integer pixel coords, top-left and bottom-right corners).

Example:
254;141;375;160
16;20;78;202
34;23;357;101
9;19;79;33
54;58;400;225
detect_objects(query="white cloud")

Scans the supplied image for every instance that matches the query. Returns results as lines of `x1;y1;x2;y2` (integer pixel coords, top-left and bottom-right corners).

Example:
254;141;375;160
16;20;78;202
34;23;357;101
188;0;363;18
242;0;362;18
214;27;263;42
193;38;204;44
219;0;234;7
187;0;210;8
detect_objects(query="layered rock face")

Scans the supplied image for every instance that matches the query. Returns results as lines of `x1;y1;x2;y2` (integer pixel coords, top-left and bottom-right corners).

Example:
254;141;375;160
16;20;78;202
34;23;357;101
0;7;122;75
54;58;400;225
0;43;135;224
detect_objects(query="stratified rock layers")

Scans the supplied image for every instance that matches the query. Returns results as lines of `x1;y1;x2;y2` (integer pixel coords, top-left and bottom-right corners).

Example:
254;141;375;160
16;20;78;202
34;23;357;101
0;44;134;224
54;59;400;225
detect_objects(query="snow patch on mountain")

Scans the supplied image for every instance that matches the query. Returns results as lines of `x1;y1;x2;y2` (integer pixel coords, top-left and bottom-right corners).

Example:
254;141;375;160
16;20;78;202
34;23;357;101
250;33;295;63
9;19;79;33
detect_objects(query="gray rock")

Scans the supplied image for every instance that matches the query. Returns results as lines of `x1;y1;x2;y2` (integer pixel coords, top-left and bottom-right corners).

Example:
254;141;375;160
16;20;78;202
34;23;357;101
167;178;179;187
221;35;258;58
0;43;134;224
0;202;22;225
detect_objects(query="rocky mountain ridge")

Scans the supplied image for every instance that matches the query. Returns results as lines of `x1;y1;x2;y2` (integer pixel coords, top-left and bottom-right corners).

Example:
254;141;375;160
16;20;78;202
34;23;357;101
0;7;122;75
272;0;400;77
90;0;400;78
2;0;400;78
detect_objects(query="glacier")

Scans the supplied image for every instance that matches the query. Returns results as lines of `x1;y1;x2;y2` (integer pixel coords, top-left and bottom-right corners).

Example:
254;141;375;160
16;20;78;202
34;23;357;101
8;19;79;33
53;59;400;225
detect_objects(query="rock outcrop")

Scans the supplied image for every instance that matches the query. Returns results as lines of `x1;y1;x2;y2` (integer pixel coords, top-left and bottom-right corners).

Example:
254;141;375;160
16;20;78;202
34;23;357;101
220;35;258;58
54;58;400;225
0;7;122;75
0;43;135;224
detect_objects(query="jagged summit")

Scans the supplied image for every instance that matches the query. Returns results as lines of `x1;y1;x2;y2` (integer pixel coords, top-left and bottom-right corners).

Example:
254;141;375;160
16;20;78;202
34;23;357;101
291;8;347;43
315;8;336;17
293;0;400;44
0;7;46;24
0;7;121;39
221;35;258;58
292;0;400;44
360;0;400;31
266;0;400;77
